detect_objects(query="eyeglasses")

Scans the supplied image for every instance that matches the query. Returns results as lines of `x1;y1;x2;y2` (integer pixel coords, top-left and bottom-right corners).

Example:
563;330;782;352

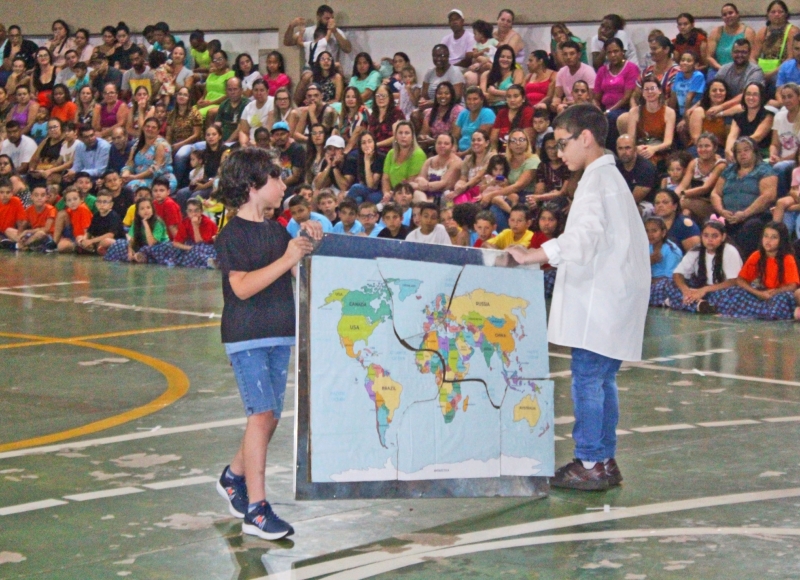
508;137;528;145
359;213;377;219
375;93;389;98
556;135;578;151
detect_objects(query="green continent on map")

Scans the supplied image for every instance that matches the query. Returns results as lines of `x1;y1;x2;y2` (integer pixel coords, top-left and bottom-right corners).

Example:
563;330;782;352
365;364;403;447
325;284;392;359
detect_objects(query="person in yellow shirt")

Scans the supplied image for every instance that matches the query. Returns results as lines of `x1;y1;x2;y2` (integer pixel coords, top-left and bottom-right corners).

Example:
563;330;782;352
484;204;533;249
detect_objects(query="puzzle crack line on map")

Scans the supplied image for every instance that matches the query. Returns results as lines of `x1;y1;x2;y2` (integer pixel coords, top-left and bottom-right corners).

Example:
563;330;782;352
309;255;555;482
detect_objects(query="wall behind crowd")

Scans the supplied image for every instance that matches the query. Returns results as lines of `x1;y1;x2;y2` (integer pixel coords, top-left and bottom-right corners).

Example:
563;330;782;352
5;1;784;78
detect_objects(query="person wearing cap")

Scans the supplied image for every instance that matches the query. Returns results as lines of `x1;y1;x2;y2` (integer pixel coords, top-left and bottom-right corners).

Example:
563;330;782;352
270;121;305;197
442;10;475;68
294;83;337;143
312;134;348;192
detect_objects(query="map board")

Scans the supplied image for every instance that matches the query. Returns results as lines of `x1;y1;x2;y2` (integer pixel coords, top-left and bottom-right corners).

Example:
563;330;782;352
294;235;554;499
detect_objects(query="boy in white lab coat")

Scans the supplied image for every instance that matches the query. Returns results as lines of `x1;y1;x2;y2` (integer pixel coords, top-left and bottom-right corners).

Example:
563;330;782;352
507;104;650;491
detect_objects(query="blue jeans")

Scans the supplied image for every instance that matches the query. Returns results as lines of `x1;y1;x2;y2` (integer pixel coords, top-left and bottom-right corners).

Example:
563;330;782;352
347;183;384;205
774;160;795;197
570;348;623;462
782;210;800;239
173;143;199;188
227;345;291;418
489;205;509;232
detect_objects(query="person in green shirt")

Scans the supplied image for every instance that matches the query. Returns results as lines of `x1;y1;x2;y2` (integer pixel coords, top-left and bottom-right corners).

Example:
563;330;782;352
197;51;236;119
128;197;170;263
348;52;382;109
380;121;427;204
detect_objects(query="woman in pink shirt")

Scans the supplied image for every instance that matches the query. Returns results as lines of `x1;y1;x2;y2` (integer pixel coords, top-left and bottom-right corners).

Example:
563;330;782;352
593;38;639;148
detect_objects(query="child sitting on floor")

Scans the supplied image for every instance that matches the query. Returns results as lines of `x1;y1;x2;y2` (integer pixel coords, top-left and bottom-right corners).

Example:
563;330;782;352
484;204;533;249
331;198;364;235
440;206;469;246
473;210;497;248
529;202;566;298
646;215;683;281
315;189;339;225
16;186;57;251
0;177;25;249
54;187;93;254
376;203;409;240
357;201;384;237
405;202;451;245
286;195;333;238
77;189;126;255
170;198;218;268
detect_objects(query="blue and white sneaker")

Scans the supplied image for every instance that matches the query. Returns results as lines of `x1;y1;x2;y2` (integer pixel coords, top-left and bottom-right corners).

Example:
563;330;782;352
216;465;248;518
242;501;295;540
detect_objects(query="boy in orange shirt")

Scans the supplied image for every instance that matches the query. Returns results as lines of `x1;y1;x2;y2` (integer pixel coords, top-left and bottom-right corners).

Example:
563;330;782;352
0;177;26;250
55;187;93;253
17;186;57;251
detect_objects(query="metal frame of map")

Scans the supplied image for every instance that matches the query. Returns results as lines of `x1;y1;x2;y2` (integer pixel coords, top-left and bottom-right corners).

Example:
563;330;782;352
293;235;551;500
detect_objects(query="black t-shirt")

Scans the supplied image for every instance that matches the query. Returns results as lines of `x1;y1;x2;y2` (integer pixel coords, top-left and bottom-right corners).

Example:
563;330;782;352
377;224;409;240
733;107;773;150
4;39;39;69
87;210;125;239
108;45;138;70
343;150;385;185
616;156;657;202
92;68;124;96
111;188;134;218
215;216;295;343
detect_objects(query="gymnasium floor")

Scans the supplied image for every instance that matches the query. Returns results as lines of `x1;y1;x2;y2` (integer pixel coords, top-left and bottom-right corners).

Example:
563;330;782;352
1;252;800;579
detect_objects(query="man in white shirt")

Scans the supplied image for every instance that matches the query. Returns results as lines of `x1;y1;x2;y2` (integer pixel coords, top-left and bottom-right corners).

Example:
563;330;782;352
284;5;352;66
441;9;475;68
0;121;37;175
508;104;650;491
405;202;452;245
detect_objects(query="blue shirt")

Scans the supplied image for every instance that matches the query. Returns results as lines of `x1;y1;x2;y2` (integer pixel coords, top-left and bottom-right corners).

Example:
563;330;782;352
777;59;800;87
286;212;333;237
72;139;111;178
331;220;365;235
364;223;385;237
455;107;496;151
651;240;683;278
721;162;776;213
671;70;705;115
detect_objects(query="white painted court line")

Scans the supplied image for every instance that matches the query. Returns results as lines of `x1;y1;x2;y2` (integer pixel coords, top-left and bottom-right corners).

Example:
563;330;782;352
0;499;68;516
143;476;217;490
0;281;89;290
0;289;221;319
262;487;800;580
762;415;800;423
698;419;762;427
63;487;145;501
630;423;696;433
320;527;800;580
0;411;295;460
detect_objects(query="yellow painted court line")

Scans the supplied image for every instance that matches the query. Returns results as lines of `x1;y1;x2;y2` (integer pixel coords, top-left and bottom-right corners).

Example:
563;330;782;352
0;338;192;453
0;322;219;347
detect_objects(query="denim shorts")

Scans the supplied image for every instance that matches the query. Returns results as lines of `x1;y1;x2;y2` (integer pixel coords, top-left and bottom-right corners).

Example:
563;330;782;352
227;346;291;418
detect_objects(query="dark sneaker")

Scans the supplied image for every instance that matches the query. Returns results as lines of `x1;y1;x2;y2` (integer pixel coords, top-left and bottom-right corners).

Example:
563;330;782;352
550;459;609;491
697;300;716;314
216;465;248;518
604;458;623;486
242;501;294;540
0;238;16;250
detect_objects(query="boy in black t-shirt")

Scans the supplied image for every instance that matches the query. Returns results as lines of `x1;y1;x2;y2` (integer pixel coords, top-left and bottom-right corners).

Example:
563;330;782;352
377;203;409;240
214;149;321;541
78;191;125;255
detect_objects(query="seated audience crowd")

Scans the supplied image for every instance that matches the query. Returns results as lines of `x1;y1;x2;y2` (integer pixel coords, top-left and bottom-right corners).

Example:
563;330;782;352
1;4;800;319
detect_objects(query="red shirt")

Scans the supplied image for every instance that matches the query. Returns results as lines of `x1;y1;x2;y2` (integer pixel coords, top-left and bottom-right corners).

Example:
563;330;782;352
493;105;534;148
739;252;800;289
66;204;93;237
0;197;26;231
174;214;217;244
529;230;554;270
25;204;57;233
51;101;78;123
153;197;182;238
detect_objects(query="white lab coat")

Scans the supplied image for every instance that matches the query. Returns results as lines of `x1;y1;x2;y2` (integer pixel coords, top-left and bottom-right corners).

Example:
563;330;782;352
542;154;650;362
